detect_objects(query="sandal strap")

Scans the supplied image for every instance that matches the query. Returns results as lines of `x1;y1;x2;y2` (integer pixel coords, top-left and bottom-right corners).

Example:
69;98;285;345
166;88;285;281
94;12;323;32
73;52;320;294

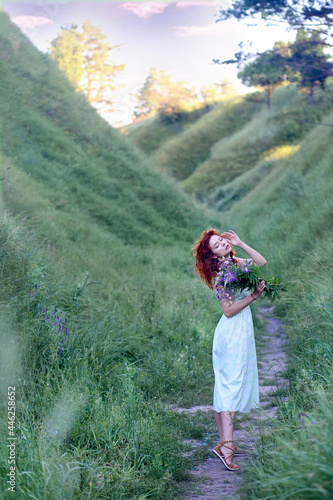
221;448;237;467
220;442;236;456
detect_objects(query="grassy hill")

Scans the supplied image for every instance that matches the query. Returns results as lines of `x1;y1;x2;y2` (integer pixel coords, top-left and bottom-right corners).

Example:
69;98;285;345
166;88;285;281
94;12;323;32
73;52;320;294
123;106;208;156
123;58;333;500
0;11;221;499
1;8;333;500
150;96;263;180
128;83;333;205
217;109;333;499
181;84;333;198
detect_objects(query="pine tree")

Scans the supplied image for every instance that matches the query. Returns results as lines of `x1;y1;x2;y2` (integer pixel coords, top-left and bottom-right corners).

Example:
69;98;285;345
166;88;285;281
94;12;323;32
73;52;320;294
237;41;291;110
49;24;84;88
289;29;333;105
49;20;125;114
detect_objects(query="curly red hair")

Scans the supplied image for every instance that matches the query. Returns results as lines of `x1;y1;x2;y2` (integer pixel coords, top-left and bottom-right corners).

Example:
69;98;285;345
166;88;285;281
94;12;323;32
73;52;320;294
191;228;237;289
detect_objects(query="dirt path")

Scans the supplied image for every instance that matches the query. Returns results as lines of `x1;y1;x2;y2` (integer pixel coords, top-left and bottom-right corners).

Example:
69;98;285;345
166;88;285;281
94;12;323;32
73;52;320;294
176;305;289;500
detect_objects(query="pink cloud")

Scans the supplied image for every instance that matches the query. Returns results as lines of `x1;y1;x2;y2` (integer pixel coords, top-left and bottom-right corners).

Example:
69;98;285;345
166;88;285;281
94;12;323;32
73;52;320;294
12;15;54;29
119;2;169;18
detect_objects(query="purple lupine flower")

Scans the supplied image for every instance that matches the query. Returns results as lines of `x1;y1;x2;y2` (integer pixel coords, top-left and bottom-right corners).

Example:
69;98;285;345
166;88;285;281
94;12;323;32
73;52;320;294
50;306;57;320
57;327;68;357
53;315;61;329
57;318;67;333
242;264;251;273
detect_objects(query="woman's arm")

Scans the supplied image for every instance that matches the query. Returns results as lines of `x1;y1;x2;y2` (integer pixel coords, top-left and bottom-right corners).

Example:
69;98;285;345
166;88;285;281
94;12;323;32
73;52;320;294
221;230;267;267
221;281;266;318
237;241;267;267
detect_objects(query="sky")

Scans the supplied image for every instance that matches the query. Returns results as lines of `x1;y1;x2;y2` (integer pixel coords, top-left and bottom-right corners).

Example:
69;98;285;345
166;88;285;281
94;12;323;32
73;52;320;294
2;0;296;125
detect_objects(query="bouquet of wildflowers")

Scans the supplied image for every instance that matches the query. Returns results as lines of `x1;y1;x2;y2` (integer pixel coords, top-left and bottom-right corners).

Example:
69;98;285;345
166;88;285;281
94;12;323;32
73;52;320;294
215;258;285;303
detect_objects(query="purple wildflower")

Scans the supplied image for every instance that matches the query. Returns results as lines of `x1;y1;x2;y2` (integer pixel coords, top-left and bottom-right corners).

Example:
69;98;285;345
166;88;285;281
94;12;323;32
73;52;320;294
57;318;67;333
215;283;233;301
242;264;250;273
219;258;233;270
298;412;307;424
50;306;57;320
224;270;237;283
57;327;68;357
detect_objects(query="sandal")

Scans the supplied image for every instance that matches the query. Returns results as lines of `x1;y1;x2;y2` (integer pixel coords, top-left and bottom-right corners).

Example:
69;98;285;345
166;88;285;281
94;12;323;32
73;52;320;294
232;442;246;455
214;440;246;455
212;440;239;471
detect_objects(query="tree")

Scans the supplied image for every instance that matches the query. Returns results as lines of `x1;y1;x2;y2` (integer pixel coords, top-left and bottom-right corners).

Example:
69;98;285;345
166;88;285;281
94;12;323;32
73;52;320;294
217;1;333;43
49;24;84;88
135;67;198;120
237;41;292;109
288;29;333;104
214;3;333;107
49;20;125;114
200;80;235;108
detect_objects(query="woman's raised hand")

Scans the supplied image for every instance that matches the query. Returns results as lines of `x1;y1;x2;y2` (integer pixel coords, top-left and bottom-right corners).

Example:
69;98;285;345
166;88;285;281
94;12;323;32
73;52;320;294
253;280;266;299
220;230;242;247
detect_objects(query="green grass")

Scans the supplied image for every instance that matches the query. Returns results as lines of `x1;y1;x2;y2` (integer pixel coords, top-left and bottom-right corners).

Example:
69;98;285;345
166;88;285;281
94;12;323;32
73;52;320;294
1;8;333;500
0;12;221;499
214;109;333;499
149;95;263;180
181;83;333;198
122;106;209;156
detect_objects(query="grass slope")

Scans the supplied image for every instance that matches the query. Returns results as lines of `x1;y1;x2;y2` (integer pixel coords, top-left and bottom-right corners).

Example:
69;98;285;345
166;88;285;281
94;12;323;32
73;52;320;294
0;13;204;248
181;83;333;198
150;96;263;180
1;9;333;500
0;12;222;499
123;106;208;156
217;110;333;499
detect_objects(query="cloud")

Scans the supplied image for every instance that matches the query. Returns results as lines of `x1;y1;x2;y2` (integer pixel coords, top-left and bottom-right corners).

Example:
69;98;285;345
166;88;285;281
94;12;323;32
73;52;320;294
119;2;168;18
174;22;228;37
12;15;54;29
176;1;231;8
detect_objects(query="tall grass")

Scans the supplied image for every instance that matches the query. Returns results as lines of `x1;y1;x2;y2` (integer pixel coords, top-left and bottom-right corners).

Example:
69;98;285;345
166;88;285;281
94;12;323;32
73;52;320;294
150;96;262;180
0;210;222;499
2;9;333;499
216;109;333;498
241;250;333;499
0;12;225;499
181;83;333;197
123;107;208;156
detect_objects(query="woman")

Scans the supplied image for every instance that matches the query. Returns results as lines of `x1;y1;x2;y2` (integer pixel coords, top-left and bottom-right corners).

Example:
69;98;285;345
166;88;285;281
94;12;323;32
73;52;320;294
192;228;267;471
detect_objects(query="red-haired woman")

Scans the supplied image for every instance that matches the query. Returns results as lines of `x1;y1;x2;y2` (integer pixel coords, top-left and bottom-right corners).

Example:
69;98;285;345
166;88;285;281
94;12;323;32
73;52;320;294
192;229;267;471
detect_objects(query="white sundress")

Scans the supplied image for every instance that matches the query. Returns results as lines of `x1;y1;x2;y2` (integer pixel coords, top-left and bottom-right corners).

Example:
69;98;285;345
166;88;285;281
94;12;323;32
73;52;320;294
212;288;259;413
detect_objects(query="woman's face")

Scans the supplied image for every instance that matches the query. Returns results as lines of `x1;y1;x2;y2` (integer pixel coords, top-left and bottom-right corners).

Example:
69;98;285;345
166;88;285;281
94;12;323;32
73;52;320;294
209;235;231;260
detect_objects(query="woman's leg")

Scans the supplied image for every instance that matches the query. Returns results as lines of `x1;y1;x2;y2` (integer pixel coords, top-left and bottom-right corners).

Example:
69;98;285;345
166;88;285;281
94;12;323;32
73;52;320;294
214;410;239;468
214;410;235;442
